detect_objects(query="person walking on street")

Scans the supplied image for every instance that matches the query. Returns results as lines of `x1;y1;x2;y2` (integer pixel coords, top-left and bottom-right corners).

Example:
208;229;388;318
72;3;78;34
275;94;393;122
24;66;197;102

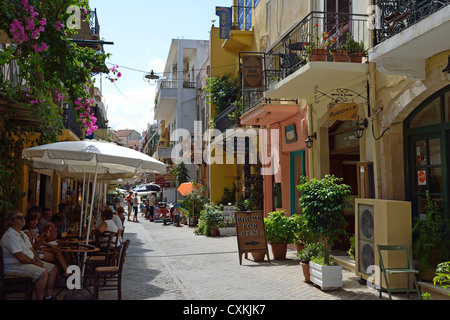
148;192;156;221
133;192;139;222
125;191;133;221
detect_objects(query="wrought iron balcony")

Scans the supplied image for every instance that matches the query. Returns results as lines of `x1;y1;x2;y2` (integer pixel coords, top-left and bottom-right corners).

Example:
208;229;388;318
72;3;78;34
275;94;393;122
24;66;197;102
63;104;82;139
215;104;238;132
265;11;369;87
373;0;450;45
241;11;368;115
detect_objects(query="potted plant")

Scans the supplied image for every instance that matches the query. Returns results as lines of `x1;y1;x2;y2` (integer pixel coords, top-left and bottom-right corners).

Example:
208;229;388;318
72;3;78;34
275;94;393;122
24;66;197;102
264;210;297;259
178;185;209;227
291;213;318;252
196;203;224;236
303;24;335;61
297;242;324;283
297;174;352;290
344;34;367;63
330;44;347;62
412;191;450;281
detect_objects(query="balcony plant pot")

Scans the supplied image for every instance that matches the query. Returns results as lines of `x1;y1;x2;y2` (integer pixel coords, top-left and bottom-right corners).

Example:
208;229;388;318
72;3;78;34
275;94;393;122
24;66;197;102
309;261;342;290
332;50;347;62
300;262;311;283
310;49;327;61
348;53;363;63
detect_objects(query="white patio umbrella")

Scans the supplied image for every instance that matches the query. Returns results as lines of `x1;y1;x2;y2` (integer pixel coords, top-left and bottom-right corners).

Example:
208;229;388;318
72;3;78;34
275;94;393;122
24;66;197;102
22;139;166;243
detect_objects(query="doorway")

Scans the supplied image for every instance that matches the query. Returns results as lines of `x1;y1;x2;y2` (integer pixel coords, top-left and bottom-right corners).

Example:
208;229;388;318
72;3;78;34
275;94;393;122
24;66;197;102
329;120;360;251
290;150;306;215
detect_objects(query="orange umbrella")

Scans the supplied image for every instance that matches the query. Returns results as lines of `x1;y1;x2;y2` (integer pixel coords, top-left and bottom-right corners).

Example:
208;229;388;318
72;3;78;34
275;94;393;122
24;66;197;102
177;182;204;196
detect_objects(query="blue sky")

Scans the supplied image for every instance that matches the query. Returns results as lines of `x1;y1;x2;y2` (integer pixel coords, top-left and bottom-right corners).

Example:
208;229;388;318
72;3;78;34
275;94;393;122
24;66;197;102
89;0;231;134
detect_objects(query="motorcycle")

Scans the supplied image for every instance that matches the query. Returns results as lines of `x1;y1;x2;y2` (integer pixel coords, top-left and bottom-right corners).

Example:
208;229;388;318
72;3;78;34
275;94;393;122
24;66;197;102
171;204;181;227
153;202;170;224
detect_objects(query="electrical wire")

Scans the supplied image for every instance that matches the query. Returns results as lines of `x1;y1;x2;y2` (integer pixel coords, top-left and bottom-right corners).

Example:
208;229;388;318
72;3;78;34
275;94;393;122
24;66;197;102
106;62;239;76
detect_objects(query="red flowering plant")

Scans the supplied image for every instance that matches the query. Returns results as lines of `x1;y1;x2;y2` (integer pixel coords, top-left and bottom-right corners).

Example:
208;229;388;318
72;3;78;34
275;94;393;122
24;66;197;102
302;24;336;55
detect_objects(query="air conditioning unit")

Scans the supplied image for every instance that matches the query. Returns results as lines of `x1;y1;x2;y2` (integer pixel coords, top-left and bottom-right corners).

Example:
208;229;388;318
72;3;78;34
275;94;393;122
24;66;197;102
355;199;412;289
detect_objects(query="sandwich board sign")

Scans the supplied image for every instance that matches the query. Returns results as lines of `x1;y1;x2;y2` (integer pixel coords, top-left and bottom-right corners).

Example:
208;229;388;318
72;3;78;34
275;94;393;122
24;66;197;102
234;211;270;265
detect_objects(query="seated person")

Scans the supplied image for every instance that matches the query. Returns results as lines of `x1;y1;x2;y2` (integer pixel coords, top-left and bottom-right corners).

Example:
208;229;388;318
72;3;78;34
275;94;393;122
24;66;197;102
1;210;58;300
37;208;54;239
94;207;121;247
23;210;69;276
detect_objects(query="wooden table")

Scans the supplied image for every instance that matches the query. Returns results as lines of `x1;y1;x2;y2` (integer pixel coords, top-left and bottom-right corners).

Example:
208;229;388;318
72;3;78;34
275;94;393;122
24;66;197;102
56;245;100;299
57;238;93;246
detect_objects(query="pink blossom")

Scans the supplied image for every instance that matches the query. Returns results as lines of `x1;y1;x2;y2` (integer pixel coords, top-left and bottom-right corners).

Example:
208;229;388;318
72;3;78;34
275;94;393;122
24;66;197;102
32;42;48;53
39;18;47;26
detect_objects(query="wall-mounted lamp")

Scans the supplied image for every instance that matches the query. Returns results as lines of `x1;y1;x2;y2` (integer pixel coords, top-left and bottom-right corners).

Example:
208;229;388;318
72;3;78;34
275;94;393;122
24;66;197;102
144;70;160;85
353;118;368;139
305;132;317;149
443;55;450;81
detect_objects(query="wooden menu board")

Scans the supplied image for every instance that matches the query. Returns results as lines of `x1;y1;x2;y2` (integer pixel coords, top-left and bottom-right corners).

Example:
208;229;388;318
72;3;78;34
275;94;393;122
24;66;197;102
235;211;270;264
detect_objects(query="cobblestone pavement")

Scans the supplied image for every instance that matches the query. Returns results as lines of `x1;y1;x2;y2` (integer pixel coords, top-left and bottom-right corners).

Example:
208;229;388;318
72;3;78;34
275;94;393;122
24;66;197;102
95;215;418;301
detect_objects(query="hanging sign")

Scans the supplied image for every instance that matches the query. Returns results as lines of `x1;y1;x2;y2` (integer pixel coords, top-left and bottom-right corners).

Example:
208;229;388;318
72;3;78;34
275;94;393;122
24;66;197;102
418;170;427;186
235;211;270;265
328;102;359;121
241;55;264;89
216;7;232;39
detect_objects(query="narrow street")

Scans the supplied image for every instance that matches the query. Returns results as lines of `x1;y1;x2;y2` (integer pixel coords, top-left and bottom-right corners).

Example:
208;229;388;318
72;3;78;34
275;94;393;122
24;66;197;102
97;212;417;302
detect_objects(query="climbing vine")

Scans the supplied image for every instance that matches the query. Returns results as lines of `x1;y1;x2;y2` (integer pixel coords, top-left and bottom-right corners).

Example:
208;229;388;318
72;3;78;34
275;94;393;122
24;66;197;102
0;0;117;231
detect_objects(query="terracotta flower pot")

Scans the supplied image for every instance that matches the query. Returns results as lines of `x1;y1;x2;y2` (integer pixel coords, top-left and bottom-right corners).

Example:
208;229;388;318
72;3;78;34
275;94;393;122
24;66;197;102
251;251;266;261
311;49;327;61
300;262;311;283
209;228;220;237
348;53;363;63
332;50;347;62
270;243;287;260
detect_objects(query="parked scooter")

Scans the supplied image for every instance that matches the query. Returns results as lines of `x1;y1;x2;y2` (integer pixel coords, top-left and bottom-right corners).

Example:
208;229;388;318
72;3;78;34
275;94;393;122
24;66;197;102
171;204;181;227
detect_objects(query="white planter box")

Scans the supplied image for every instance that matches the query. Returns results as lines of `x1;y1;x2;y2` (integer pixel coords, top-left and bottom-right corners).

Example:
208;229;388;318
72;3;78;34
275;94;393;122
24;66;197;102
218;227;236;236
309;261;343;291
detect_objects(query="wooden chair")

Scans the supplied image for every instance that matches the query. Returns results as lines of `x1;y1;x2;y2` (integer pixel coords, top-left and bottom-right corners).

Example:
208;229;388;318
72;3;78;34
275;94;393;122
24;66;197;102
0;246;33;300
377;244;421;300
91;231;120;267
93;239;130;300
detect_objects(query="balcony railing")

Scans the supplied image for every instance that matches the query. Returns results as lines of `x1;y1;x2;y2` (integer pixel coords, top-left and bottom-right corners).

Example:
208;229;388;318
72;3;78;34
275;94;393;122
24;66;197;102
373;0;450;45
265;11;369;87
215;104;237;132
63;104;82;139
241;11;368;114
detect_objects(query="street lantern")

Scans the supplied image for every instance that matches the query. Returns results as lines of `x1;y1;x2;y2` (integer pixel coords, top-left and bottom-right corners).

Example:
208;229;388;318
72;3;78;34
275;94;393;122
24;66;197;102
144;70;160;85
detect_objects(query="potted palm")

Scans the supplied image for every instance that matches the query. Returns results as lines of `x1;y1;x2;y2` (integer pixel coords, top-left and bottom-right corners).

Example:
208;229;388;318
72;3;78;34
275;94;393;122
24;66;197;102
297;242;324;283
264;210;297;260
297;174;352;290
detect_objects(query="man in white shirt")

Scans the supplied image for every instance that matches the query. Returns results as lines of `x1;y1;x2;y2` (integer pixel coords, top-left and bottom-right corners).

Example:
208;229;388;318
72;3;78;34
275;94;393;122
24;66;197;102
1;210;58;300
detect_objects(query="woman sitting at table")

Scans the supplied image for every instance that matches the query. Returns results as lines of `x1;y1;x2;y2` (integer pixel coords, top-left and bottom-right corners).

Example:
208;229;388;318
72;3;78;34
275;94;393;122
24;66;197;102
94;207;121;247
23;210;70;276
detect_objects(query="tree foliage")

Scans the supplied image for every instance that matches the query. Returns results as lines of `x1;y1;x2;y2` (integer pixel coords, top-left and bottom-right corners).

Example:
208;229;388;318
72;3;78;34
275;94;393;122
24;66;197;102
297;174;352;265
